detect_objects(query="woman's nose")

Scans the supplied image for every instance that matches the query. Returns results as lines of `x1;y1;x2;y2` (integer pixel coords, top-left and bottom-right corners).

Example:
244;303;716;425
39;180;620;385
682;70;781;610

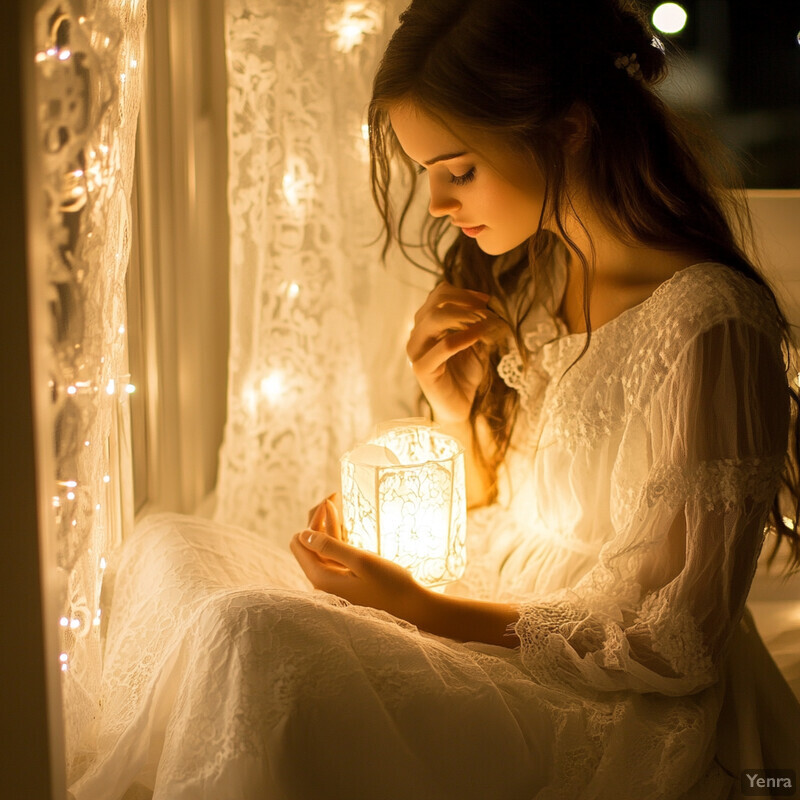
428;181;461;218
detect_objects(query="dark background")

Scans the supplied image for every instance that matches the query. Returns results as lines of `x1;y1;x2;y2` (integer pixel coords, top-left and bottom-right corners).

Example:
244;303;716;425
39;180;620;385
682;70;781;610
640;0;800;188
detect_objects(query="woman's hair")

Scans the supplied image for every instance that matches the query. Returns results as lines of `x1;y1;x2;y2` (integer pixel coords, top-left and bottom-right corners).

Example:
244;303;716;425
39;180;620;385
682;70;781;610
367;0;800;573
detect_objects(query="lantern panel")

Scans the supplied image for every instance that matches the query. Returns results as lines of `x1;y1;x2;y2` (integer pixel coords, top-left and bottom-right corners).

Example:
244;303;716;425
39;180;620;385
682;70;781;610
341;422;467;588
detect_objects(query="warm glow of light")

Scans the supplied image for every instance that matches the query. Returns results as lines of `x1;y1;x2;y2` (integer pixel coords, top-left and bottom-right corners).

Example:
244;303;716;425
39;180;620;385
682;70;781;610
59;617;69;627
260;372;285;402
287;282;300;299
103;475;111;484
118;324;125;334
282;155;316;212
327;2;382;53
106;379;116;395
337;22;363;52
282;170;305;208
125;383;136;394
652;3;687;35
35;51;47;63
100;557;107;569
361;123;369;142
67;491;75;501
341;422;467;588
67;385;77;395
58;49;72;61
64;480;78;488
70;619;80;630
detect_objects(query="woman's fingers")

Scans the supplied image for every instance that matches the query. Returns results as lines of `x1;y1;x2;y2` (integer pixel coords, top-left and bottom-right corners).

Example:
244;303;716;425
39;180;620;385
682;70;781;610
416;281;490;318
306;527;357;564
307;502;324;529
292;528;365;578
413;286;490;331
325;501;341;541
307;491;344;530
326;492;344;523
290;534;352;588
407;306;488;362
411;317;499;377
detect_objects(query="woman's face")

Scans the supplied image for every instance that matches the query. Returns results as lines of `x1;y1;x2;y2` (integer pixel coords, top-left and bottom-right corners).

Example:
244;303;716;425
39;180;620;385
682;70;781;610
389;102;547;256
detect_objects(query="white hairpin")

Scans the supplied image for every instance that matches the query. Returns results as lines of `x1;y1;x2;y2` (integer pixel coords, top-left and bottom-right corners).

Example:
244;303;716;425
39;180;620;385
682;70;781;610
613;52;643;81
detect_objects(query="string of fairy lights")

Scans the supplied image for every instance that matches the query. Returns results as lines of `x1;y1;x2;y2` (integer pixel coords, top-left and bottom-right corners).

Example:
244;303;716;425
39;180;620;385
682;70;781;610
36;0;385;691
33;0;144;709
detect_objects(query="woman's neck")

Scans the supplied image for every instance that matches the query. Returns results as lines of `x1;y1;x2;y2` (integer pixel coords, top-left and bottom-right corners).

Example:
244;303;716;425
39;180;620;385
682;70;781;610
554;208;707;334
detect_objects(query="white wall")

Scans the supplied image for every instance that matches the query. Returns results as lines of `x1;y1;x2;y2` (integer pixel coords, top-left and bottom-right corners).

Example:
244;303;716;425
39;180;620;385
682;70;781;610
748;191;800;326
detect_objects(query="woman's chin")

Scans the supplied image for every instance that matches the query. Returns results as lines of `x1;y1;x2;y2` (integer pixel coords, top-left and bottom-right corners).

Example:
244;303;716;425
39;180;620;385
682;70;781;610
476;237;521;257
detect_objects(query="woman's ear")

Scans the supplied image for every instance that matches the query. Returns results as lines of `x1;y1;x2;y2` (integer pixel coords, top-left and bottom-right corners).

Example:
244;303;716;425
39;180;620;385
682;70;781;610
560;102;592;156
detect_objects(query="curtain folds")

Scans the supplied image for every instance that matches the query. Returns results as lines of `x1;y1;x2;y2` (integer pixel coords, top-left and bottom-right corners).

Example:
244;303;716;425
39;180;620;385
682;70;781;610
215;0;426;543
32;0;147;782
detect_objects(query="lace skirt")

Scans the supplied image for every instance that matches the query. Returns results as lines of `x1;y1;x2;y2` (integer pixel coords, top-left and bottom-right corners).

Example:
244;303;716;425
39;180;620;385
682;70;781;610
69;513;743;800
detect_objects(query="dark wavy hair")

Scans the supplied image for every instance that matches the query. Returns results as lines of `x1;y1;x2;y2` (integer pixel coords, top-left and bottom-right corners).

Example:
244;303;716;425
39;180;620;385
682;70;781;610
368;0;800;573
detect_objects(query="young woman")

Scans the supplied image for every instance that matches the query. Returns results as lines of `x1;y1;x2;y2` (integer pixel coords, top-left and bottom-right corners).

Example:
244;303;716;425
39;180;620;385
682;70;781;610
289;0;800;794
73;1;800;798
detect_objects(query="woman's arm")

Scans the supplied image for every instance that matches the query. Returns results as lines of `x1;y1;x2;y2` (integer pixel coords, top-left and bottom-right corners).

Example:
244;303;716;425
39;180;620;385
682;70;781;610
414;590;521;647
291;500;520;647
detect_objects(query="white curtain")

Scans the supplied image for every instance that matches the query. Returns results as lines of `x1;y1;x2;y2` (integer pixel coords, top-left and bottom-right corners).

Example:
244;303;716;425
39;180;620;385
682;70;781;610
215;0;430;543
31;0;147;783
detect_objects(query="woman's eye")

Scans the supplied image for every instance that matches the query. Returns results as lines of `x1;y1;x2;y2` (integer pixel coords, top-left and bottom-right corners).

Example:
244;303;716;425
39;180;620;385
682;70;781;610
450;168;475;186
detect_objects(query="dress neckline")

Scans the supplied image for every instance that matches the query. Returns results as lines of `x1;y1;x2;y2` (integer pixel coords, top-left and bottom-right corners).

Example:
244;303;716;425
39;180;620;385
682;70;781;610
547;261;726;347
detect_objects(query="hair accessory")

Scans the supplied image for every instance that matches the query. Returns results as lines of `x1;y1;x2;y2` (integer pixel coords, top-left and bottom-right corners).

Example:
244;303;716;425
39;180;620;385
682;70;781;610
613;52;642;80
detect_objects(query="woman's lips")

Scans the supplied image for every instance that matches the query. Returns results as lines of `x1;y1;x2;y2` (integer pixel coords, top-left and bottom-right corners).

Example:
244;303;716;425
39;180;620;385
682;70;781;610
458;225;486;237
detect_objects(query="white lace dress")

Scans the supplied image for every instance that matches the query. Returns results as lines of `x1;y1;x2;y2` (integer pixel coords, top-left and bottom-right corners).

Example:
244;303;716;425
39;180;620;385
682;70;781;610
70;263;800;800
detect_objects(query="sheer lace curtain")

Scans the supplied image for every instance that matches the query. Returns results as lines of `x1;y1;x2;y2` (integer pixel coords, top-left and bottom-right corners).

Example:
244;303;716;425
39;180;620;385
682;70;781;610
30;0;146;784
214;0;428;544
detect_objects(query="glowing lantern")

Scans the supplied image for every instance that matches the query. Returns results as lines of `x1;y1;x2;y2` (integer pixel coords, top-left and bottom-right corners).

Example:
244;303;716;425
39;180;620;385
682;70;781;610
340;420;467;589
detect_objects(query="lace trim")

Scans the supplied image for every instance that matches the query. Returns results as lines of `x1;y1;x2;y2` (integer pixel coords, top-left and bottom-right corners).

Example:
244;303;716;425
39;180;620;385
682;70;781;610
637;594;714;680
506;264;783;447
514;594;715;688
644;455;784;513
513;598;603;671
497;317;564;448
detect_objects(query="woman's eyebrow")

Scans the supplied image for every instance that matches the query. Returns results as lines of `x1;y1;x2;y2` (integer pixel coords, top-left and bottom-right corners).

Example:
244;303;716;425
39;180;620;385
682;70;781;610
423;151;469;166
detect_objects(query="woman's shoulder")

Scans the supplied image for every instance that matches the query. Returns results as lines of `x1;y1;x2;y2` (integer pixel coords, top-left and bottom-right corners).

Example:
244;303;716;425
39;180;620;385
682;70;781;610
539;262;784;443
652;262;781;341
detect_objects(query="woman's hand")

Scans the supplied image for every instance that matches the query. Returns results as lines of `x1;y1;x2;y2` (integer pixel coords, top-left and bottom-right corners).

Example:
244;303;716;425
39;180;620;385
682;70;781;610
291;497;429;624
406;281;507;425
292;495;521;647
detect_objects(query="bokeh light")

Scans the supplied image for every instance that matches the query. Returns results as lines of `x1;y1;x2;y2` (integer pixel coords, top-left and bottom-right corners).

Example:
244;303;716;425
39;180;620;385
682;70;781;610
652;3;688;35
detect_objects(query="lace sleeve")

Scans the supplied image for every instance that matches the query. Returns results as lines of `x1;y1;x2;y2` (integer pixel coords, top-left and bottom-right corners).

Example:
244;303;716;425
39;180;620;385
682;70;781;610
513;316;789;695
